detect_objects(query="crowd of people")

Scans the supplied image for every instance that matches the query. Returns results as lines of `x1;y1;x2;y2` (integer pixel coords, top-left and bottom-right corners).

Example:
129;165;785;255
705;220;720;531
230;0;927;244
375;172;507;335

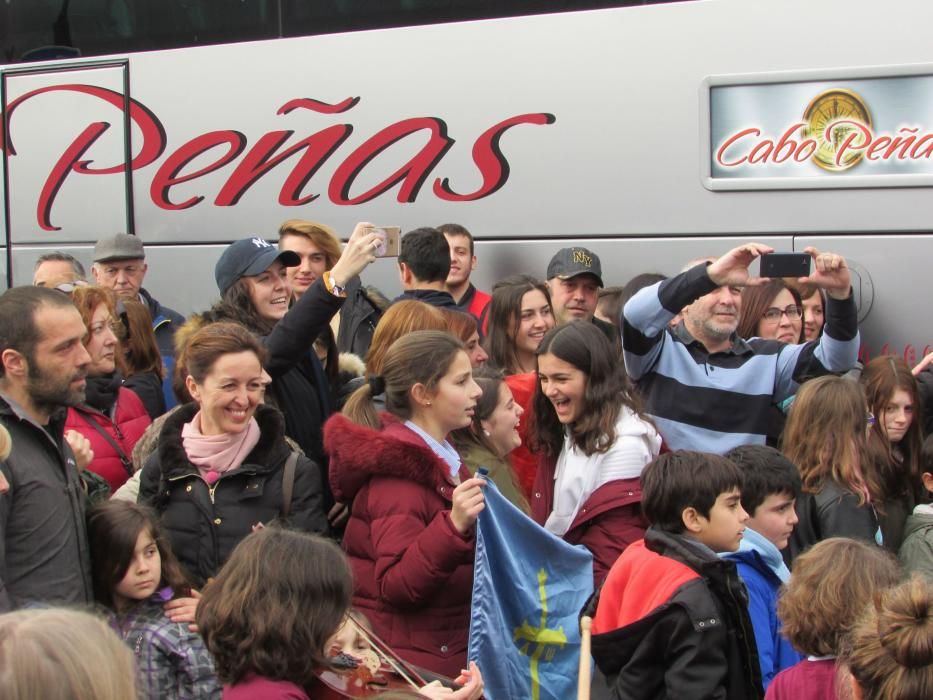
1;223;931;699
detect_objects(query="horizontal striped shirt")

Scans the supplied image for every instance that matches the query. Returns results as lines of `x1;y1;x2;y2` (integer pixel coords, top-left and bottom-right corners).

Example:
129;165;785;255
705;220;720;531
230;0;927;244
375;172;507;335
622;263;859;453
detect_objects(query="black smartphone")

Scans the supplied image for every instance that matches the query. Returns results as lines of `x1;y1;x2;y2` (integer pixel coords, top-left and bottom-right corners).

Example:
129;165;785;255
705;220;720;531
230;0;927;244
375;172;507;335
759;253;811;278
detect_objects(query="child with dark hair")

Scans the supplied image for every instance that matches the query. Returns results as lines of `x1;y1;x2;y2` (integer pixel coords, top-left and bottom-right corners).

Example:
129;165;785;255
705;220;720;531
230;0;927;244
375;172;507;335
586;450;763;700
766;537;901;700
898;434;933;582
197;528;352;697
196;527;483;700
87;500;220;699
723;445;802;690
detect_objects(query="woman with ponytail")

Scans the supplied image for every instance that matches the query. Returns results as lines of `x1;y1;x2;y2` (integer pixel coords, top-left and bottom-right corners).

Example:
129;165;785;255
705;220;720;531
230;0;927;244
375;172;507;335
324;331;484;679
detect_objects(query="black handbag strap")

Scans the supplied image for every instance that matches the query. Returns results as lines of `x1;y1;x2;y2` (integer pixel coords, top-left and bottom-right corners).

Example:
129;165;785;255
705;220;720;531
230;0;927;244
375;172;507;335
281;451;299;518
76;410;134;477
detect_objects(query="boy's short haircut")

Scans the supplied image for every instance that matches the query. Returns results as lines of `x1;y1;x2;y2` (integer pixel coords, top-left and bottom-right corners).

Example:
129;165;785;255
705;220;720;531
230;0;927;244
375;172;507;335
921;434;933;473
641;451;743;534
437;223;474;255
398;227;451;283
725;445;802;516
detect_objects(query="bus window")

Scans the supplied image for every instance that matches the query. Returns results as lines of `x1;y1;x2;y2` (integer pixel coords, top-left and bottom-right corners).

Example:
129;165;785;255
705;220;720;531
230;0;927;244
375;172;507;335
2;1;690;64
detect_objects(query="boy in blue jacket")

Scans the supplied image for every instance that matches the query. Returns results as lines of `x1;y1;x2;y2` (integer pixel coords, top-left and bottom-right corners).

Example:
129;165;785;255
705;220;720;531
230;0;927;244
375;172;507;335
586;451;763;700
723;445;802;691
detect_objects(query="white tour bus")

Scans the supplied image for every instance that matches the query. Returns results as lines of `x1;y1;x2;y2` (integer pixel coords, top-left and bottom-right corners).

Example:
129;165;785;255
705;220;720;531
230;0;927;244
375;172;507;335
2;0;932;362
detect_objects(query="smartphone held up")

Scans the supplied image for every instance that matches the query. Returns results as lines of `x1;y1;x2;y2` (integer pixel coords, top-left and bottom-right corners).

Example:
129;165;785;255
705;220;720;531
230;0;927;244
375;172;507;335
370;226;400;257
759;252;811;278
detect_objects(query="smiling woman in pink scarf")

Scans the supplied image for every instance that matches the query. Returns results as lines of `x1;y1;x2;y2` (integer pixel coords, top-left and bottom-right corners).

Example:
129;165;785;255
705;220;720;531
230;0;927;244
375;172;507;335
137;322;328;587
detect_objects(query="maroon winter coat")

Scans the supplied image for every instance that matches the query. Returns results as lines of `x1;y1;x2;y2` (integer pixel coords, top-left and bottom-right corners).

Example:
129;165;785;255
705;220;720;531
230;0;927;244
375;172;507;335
324;413;475;679
65;386;151;493
529;454;647;587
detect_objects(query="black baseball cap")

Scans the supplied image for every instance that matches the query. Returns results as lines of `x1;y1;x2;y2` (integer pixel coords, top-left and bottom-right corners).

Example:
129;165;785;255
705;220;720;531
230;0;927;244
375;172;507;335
546;247;604;287
215;237;300;295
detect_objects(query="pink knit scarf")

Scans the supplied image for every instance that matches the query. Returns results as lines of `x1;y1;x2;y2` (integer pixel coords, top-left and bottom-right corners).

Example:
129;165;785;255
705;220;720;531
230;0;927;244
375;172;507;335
181;412;261;484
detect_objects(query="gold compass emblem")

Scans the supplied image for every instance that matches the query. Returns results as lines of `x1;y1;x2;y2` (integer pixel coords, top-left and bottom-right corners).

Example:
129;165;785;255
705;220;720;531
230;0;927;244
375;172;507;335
802;89;872;171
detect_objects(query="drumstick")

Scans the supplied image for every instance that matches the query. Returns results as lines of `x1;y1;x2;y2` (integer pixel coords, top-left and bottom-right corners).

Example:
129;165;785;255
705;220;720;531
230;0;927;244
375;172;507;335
578;615;593;700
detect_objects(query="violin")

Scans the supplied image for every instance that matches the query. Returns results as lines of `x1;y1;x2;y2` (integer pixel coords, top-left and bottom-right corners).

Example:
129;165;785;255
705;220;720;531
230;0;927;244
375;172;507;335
312;613;429;698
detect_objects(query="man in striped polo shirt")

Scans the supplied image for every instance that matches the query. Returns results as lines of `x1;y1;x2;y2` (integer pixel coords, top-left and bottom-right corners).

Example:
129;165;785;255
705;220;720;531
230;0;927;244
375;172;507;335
623;243;858;453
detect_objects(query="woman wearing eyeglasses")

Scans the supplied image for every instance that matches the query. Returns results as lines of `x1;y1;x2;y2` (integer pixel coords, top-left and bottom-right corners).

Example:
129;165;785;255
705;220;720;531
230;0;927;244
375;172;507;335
737;279;804;344
736;280;806;447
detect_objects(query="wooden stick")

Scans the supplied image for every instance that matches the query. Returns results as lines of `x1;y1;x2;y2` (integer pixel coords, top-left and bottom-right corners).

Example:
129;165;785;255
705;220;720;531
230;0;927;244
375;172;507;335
578;615;593;700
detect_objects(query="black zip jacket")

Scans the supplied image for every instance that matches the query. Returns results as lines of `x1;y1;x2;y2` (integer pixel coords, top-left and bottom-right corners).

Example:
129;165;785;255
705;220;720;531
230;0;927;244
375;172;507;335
0;394;93;610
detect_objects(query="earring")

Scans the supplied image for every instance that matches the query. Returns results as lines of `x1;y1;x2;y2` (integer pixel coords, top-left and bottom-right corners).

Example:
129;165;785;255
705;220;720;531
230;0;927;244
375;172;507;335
425;401;432;406
483;429;491;437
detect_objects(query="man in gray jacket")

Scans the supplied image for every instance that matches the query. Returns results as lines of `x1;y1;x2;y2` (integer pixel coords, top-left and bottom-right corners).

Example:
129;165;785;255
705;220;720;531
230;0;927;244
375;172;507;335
0;286;94;610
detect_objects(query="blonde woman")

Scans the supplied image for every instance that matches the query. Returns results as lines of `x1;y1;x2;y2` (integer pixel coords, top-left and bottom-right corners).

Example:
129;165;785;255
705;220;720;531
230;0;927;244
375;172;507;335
0;608;137;700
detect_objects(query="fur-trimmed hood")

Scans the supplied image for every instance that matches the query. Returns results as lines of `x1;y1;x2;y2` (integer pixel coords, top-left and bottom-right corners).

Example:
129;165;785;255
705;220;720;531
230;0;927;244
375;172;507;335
324;412;457;503
337;352;366;379
153;402;291;480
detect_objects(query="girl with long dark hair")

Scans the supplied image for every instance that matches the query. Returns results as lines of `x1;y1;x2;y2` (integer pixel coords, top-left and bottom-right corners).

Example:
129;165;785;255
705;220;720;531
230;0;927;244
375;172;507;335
528;321;661;585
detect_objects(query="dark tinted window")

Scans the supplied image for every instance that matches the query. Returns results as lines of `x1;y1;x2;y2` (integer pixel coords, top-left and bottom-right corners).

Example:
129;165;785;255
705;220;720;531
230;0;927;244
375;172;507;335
1;1;688;64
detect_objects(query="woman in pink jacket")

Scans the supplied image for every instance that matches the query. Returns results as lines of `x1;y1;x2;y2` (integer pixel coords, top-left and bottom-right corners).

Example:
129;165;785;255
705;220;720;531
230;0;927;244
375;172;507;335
324;330;484;679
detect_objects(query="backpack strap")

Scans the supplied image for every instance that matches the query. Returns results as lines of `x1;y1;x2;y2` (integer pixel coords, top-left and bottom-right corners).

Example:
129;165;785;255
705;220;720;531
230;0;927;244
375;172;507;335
281;451;300;518
75;410;134;477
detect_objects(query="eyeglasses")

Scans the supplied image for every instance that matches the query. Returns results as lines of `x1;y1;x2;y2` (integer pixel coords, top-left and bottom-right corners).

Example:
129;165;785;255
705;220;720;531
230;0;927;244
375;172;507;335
762;305;802;322
53;280;90;295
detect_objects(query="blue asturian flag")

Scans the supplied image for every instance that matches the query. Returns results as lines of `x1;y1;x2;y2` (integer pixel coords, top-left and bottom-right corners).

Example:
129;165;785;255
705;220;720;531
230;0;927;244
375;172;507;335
468;475;594;700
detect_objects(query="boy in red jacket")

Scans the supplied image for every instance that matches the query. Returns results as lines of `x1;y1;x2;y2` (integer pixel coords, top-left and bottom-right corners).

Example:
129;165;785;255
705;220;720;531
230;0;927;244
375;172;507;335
585;451;763;699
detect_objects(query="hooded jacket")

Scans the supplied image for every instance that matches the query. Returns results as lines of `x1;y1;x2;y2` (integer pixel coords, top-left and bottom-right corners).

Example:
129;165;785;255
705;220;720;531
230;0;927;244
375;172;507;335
724;529;800;690
105;589;221;699
586;527;763;700
324;413;475;679
531;463;645;587
65;377;151;493
138;403;328;586
529;408;659;586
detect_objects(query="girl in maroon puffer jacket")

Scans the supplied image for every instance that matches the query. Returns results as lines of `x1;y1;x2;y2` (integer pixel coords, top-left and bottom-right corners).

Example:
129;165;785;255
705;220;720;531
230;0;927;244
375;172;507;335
325;330;486;679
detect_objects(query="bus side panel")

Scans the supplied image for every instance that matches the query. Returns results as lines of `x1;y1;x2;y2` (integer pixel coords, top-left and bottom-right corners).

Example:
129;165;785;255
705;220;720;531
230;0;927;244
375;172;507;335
1;0;931;357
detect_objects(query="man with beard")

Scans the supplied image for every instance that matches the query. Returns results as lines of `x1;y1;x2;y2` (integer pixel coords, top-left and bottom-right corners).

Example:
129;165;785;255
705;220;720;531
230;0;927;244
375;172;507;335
0;286;94;610
622;243;860;453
